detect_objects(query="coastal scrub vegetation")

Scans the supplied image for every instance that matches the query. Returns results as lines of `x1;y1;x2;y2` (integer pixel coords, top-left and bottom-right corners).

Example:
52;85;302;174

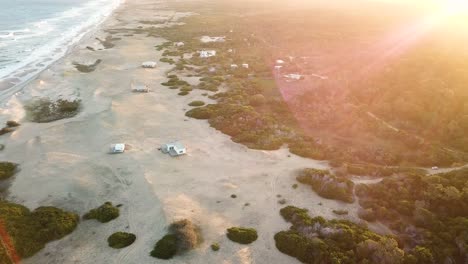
296;168;355;203
188;100;205;107
150;219;202;259
355;169;468;263
0;162;18;180
83;202;119;223
25;98;81;123
153;0;468;170
0;121;21;136
226;227;258;244
73;59;102;73
151;234;177;259
107;232;136;249
0;201;79;263
275;206;411;264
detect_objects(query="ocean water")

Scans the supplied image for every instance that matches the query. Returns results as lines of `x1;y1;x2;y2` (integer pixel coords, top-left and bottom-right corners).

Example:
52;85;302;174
0;0;124;92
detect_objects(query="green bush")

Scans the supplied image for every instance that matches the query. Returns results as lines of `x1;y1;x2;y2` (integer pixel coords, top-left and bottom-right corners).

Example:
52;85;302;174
297;168;355;203
188;101;205;107
83;202;119;223
226;227;258;244
178;91;189;96
185;105;217;119
25;98;81;123
6;121;20;127
0;126;15;136
332;209;349;215
0;201;78;261
211;243;220;251
107;232;136;249
0;162;18;180
150;234;178;259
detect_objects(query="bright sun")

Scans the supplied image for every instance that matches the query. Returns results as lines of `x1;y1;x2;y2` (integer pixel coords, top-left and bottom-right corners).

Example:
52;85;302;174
441;0;468;14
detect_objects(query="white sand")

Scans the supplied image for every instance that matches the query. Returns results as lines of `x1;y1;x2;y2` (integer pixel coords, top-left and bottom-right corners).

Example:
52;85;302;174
0;1;386;263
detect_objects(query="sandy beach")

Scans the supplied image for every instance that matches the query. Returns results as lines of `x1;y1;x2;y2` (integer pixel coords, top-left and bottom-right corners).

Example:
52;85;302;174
0;1;384;263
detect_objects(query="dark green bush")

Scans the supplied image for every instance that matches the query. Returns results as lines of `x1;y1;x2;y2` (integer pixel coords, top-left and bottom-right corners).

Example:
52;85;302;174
211;243;220;251
332;209;349;215
150;234;178;259
6;121;20;127
0;162;18;180
297;168;355;203
107;232;136;249
185;105;217;119
0;201;78;261
178;91;189;96
0;126;15;136
188;101;205;107
226;227;258;244
83;202;119;223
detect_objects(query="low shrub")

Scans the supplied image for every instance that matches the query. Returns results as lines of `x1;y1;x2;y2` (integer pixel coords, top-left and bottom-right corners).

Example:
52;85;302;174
178;91;189;96
211;243;220;251
0;127;15;136
25;98;81;123
226;227;258;244
0;201;78;261
332;209;349;215
150;234;178;259
169;219;202;251
297;168;355;203
0;162;18;180
188;101;205;107
107;232;136;249
6;121;20;127
358;208;377;222
185;105;218;119
83;202;119;223
73;59;102;73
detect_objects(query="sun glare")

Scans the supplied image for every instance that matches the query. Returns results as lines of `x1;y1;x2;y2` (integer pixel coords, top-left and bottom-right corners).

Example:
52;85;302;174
441;0;468;15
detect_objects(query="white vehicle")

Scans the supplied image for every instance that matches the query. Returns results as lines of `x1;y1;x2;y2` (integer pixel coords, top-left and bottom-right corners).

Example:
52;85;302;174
110;143;126;154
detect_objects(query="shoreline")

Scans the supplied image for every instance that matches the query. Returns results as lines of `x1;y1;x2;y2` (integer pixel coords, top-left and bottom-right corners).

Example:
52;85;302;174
0;0;126;104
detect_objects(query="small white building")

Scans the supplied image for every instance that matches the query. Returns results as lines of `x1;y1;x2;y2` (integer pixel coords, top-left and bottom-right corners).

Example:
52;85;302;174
161;142;187;157
132;84;149;93
242;63;249;69
431;166;439;170
274;65;283;70
284;73;304;81
230;64;239;69
110;143;125;154
142;61;157;68
227;49;233;53
200;50;217;58
276;59;285;64
174;42;185;47
200;36;226;43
